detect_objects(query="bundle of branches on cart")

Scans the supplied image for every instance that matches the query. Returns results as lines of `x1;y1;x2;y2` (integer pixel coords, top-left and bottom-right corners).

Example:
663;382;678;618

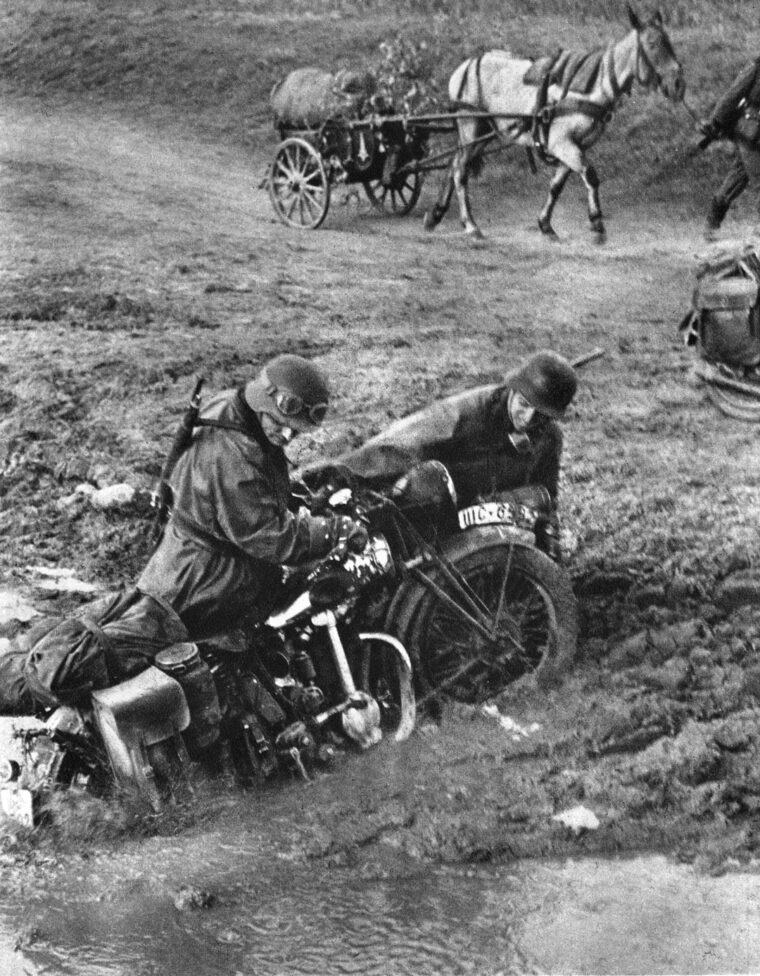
374;36;444;114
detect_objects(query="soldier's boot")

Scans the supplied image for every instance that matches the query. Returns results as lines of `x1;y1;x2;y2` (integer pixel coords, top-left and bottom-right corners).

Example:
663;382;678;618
704;197;729;241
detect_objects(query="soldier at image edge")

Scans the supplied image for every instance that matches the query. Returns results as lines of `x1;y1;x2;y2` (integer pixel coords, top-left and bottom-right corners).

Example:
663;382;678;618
699;52;760;239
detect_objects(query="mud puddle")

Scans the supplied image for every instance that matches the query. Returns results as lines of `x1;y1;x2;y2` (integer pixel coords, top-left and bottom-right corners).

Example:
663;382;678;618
3;840;760;976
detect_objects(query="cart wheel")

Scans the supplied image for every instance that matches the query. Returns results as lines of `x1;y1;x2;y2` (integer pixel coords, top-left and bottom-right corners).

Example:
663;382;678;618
364;170;422;216
268;137;330;230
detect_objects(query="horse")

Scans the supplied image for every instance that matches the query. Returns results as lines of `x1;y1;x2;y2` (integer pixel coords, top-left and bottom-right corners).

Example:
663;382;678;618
423;5;685;242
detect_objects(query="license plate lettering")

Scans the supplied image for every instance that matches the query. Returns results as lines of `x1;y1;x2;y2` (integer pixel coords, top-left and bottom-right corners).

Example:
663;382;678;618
458;501;521;530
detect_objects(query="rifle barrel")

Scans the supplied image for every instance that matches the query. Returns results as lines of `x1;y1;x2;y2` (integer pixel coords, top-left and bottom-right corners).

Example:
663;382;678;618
571;347;605;369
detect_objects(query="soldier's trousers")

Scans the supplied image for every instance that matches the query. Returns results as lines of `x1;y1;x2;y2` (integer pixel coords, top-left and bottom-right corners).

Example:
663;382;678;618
0;589;189;715
711;143;760;224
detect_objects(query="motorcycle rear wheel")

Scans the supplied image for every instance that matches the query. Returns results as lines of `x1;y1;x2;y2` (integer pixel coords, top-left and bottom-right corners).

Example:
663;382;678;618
409;539;578;702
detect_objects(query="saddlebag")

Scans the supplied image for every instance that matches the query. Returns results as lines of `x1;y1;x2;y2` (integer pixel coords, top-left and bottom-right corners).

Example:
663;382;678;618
91;666;190;800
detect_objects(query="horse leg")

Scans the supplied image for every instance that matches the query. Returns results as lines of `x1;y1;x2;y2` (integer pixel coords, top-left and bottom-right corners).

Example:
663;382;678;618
538;164;571;238
581;163;606;244
423;164;455;231
452;146;484;239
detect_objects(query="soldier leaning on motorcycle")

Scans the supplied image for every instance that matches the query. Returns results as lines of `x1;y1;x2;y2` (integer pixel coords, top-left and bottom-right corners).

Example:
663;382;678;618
302;350;578;561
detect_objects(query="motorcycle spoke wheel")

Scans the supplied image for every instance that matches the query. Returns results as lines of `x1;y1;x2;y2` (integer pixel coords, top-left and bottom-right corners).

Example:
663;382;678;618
413;543;578;702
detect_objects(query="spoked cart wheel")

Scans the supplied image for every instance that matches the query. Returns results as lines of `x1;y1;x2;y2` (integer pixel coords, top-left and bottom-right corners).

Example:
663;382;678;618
363;169;422;216
268;137;330;230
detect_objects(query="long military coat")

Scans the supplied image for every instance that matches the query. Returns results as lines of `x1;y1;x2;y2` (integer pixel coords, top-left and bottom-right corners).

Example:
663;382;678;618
138;387;340;639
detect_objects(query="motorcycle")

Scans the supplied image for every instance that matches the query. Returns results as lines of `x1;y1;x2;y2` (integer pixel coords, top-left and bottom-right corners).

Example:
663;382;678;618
301;461;579;707
0;527;415;826
0;459;577;826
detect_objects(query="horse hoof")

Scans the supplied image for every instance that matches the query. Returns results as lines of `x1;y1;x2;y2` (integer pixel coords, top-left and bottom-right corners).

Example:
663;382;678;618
466;226;485;241
592;230;607;245
423;211;437;232
538;220;558;240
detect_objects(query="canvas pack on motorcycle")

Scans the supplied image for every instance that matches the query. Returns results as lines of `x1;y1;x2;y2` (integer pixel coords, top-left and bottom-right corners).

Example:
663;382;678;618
680;243;760;420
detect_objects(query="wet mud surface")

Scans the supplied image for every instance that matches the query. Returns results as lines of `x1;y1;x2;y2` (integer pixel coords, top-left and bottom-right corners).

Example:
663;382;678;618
3;94;760;876
2;2;760;967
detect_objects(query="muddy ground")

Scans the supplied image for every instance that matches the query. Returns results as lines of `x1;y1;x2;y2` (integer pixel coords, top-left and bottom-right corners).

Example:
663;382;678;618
2;0;760;894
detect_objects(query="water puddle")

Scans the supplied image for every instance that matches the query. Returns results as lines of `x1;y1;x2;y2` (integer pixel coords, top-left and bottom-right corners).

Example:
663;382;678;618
1;856;532;976
3;842;760;976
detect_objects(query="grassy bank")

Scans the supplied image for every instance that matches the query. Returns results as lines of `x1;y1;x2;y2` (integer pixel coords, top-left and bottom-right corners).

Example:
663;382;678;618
0;0;758;195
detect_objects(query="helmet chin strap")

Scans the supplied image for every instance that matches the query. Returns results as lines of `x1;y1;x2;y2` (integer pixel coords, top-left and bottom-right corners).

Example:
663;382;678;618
506;390;535;452
258;410;297;446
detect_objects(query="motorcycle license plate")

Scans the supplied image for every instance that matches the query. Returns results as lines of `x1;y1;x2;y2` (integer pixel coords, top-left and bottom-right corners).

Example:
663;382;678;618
457;501;537;531
0;786;35;827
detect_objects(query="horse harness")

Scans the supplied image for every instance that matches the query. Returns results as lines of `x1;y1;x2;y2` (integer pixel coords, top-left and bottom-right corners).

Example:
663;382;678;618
451;28;666;165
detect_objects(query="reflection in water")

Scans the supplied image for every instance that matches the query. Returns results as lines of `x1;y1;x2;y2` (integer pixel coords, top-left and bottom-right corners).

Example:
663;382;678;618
2;860;530;976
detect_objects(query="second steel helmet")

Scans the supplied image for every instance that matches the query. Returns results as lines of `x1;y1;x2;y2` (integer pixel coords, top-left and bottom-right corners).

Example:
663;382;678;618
245;354;330;432
506;351;577;420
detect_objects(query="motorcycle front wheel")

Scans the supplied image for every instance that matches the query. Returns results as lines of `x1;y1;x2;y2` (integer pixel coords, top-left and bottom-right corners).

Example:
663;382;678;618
409;539;578;702
355;634;416;742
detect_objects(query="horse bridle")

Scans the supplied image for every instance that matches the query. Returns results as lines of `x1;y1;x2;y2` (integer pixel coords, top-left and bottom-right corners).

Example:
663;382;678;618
635;27;671;93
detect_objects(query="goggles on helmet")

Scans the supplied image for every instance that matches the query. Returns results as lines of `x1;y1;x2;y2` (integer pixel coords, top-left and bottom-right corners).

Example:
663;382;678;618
266;384;328;425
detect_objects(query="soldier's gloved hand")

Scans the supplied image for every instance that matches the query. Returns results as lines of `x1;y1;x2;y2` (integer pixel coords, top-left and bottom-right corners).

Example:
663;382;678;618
333;516;370;554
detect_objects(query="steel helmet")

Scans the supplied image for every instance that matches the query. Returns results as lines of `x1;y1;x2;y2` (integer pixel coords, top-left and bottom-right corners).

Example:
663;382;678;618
506;351;577;420
245;354;330;432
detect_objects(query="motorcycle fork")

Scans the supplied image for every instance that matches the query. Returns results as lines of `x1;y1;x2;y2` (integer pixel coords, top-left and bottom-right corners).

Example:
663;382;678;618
310;610;357;697
309;611;382;749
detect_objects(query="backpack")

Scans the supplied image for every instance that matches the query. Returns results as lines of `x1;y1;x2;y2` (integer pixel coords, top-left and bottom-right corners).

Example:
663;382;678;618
680;245;760;368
